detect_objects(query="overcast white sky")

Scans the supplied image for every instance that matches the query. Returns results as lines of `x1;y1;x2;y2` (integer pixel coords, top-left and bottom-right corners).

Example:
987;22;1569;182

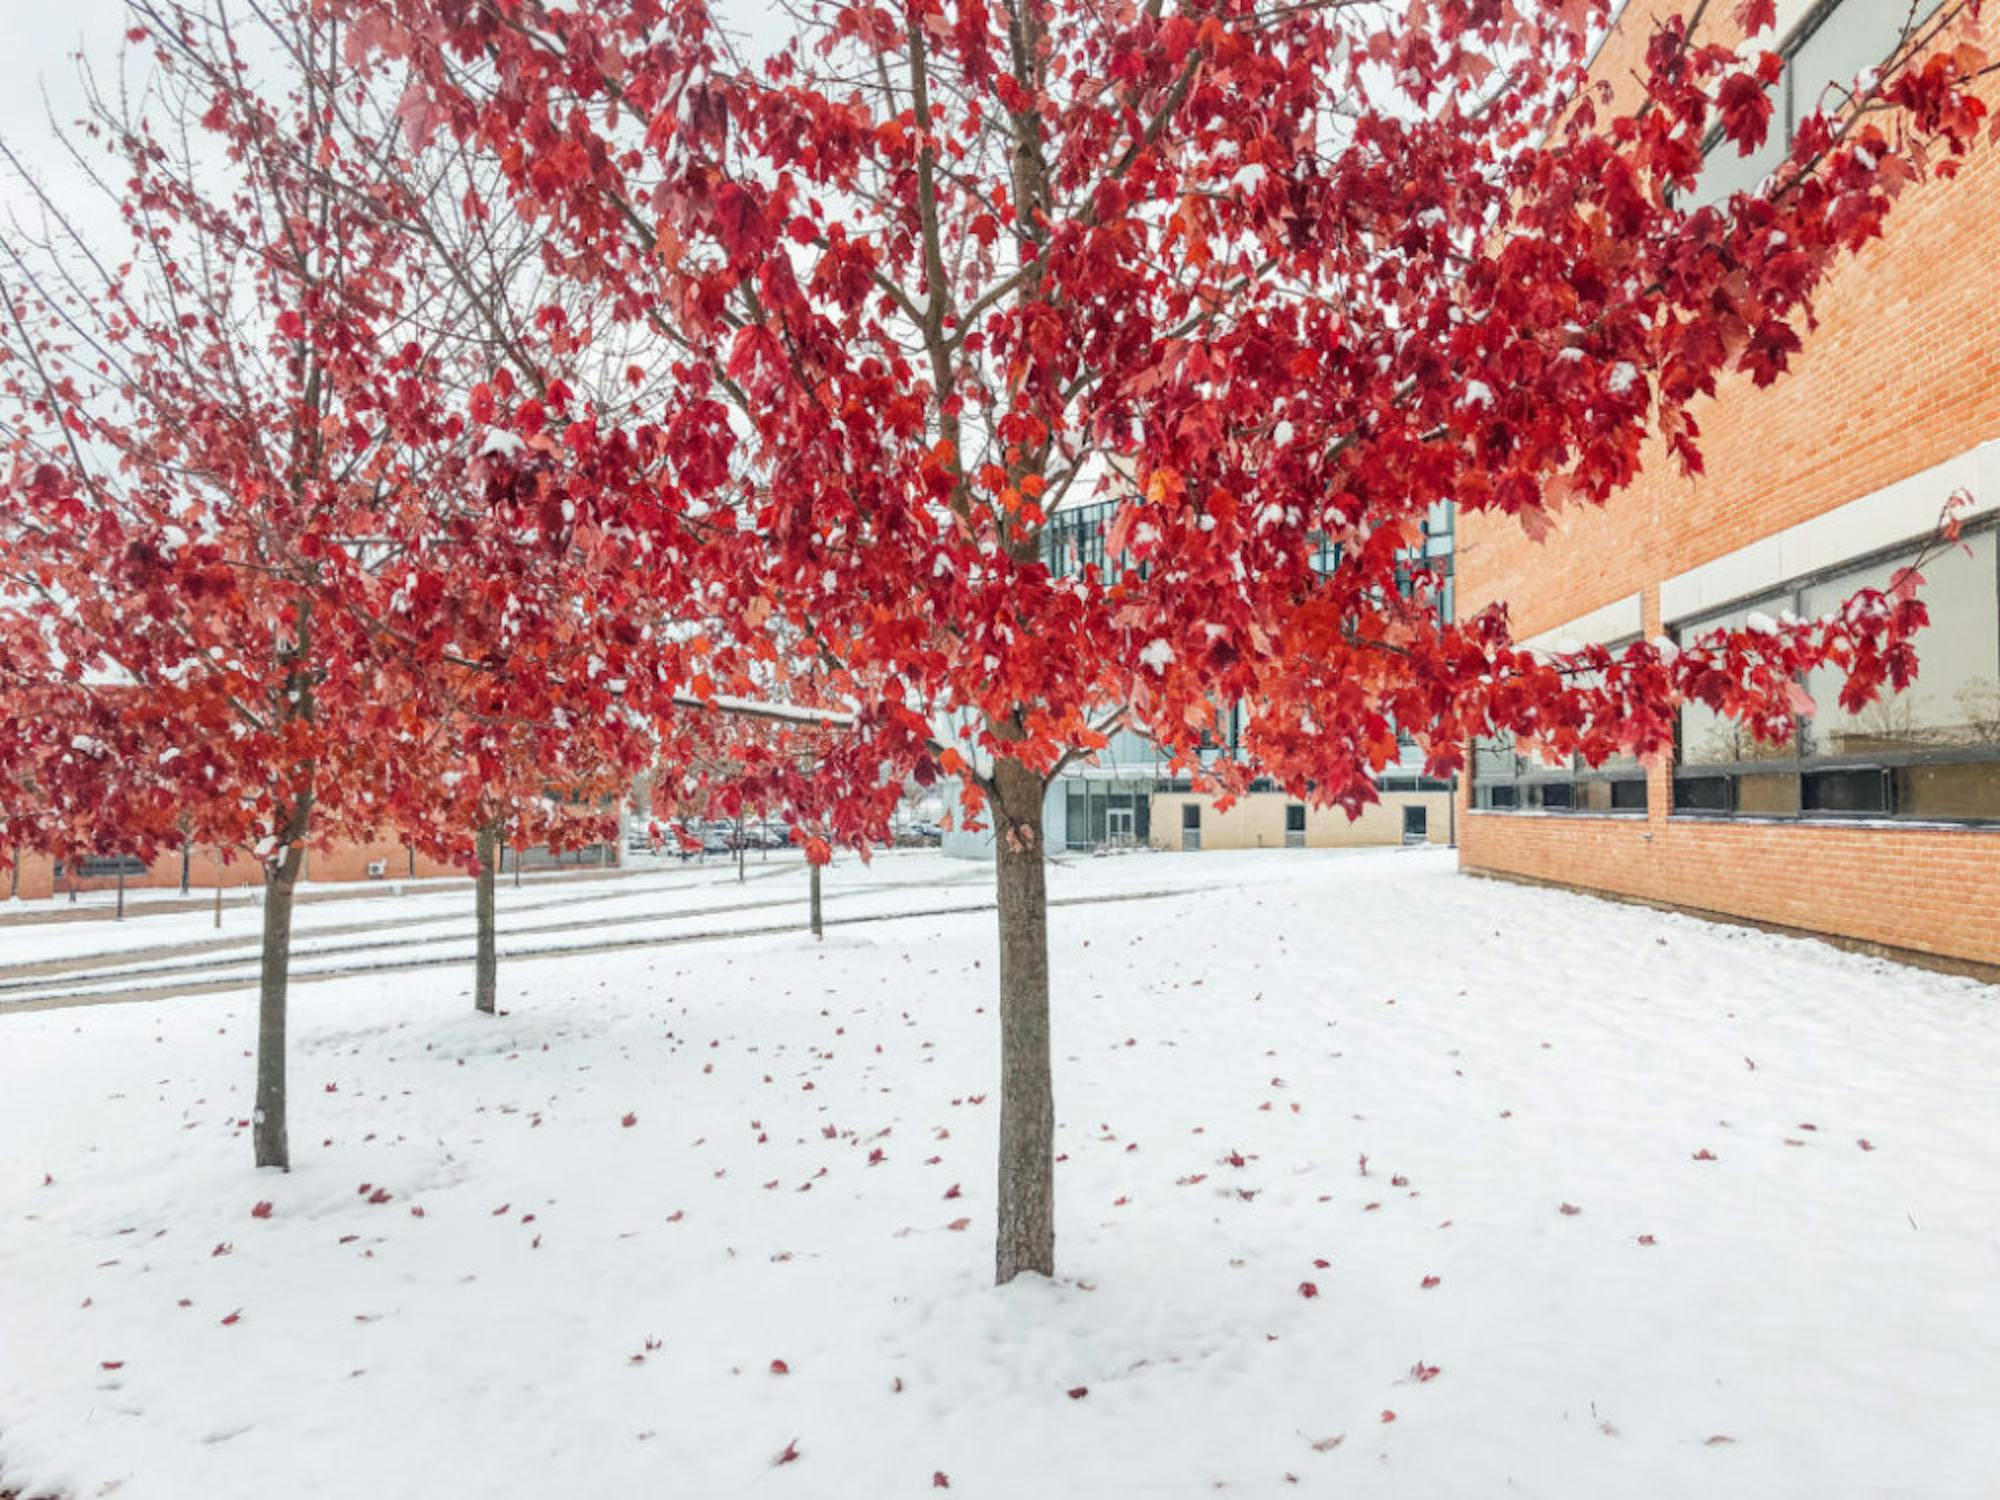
0;0;131;165
0;0;791;188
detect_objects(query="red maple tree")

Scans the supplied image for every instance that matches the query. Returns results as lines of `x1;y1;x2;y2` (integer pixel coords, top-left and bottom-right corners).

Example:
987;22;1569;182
25;0;1994;1273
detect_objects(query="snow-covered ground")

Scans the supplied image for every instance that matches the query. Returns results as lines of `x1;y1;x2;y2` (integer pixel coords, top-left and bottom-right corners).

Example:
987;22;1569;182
2;847;1997;1499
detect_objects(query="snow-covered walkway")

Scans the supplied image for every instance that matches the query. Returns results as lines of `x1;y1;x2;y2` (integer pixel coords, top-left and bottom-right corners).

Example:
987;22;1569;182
2;848;1996;1498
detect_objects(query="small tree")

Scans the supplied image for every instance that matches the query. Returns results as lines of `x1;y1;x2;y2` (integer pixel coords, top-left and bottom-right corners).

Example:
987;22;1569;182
0;0;668;1165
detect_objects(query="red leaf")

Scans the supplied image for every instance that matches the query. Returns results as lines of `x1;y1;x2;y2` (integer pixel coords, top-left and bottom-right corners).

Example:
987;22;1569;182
945;1217;971;1232
220;1310;241;1326
1691;1149;1718;1162
622;1112;639;1128
1297;1281;1320;1299
100;1360;125;1370
250;1201;273;1219
1637;1234;1658;1246
1410;1362;1440;1383
1380;1410;1397;1424
1067;1386;1089;1399
943;1183;962;1200
1735;0;1777;34
1420;1275;1441;1289
932;1473;951;1489
1857;1138;1875;1152
770;1359;789;1375
774;1439;800;1466
1559;1203;1582;1216
368;1187;392;1204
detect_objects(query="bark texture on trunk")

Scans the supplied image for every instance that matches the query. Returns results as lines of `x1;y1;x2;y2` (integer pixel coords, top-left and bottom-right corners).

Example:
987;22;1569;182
254;818;308;1170
474;821;499;1015
991;757;1054;1284
809;861;824;939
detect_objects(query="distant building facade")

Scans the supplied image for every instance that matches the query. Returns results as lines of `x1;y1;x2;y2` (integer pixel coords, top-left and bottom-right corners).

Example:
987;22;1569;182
946;496;1457;857
8;835;620;903
1457;0;2000;971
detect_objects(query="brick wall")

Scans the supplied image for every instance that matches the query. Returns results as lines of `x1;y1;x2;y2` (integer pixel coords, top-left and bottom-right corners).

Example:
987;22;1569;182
9;838;510;903
1457;0;2000;969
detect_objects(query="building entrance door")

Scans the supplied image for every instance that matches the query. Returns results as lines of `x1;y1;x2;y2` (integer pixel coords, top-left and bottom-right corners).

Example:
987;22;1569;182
1180;803;1201;851
1402;805;1428;845
1106;808;1134;847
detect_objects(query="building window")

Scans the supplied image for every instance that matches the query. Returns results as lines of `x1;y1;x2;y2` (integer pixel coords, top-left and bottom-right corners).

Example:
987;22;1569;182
1064;782;1152;850
1472;737;1648;814
52;854;148;880
1690;0;1946;207
1670;524;2000;824
1283;803;1306;848
1471;634;1650;815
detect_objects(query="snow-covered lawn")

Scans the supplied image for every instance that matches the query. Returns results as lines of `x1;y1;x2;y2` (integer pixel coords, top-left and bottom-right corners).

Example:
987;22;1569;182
3;848;1997;1498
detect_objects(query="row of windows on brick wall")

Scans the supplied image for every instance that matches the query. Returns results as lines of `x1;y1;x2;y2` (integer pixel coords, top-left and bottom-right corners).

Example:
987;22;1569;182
1472;520;2000;826
1470;758;1650;815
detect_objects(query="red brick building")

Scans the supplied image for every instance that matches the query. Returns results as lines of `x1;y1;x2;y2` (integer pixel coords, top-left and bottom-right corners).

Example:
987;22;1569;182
8;834;619;903
1458;0;2000;972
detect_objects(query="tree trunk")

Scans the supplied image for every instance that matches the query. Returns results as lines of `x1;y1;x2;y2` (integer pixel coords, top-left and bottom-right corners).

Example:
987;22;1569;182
991;757;1054;1284
255;817;308;1170
474;821;499;1015
809;861;823;939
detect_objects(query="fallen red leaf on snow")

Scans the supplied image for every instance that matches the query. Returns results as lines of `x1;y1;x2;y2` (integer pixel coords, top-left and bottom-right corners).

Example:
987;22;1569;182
1692;1149;1717;1161
1857;1138;1875;1152
100;1360;124;1370
945;1217;971;1231
1310;1434;1344;1452
220;1310;241;1326
621;1112;638;1128
1420;1275;1441;1289
932;1473;951;1489
1297;1282;1319;1299
774;1440;800;1465
1067;1386;1088;1400
1637;1234;1658;1246
1559;1203;1582;1216
1380;1410;1396;1423
1410;1362;1440;1383
250;1201;273;1219
770;1359;790;1375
